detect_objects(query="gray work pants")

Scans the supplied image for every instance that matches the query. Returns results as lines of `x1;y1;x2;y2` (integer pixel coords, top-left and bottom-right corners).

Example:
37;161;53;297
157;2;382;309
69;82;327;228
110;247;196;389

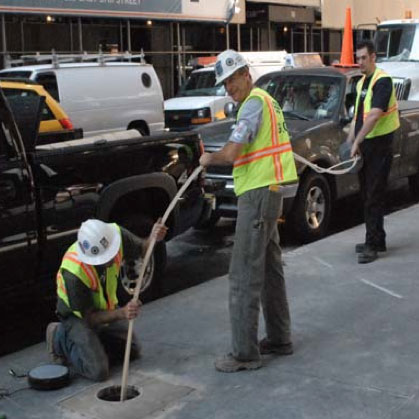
55;315;140;381
229;186;291;361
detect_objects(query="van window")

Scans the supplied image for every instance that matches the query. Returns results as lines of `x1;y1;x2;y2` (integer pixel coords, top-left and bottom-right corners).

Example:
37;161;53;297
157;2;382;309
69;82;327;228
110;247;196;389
0;71;33;79
177;70;225;97
3;88;54;121
141;73;152;88
34;73;59;102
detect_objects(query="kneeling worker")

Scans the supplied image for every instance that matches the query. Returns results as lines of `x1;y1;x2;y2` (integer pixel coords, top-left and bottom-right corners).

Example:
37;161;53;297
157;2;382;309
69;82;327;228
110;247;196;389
46;218;167;381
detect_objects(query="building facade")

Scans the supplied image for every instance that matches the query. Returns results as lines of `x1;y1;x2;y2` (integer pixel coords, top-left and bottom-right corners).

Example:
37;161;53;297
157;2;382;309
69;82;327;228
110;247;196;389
0;1;416;97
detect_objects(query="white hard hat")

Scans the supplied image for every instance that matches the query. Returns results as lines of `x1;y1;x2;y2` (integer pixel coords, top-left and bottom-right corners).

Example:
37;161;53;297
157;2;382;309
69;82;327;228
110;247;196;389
214;49;248;86
76;219;121;265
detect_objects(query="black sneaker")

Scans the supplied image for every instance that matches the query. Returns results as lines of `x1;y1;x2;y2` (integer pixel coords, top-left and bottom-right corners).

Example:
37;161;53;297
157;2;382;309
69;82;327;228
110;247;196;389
355;243;386;253
358;247;378;264
259;338;294;355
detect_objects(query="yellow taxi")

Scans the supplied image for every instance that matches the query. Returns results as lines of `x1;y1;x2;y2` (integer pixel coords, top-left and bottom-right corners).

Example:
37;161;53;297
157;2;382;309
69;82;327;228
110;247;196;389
0;79;75;134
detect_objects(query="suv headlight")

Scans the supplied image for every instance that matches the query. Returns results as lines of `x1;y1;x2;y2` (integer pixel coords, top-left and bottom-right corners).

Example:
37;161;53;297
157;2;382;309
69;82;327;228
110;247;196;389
191;107;211;125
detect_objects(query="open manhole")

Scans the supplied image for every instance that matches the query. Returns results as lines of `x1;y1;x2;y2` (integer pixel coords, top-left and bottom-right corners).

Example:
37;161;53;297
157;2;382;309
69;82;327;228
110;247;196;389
97;385;141;402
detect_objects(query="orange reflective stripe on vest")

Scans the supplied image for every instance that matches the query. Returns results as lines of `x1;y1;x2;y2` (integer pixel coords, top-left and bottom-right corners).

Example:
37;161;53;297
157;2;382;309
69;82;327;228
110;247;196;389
234;143;292;168
263;95;284;182
62;251;98;291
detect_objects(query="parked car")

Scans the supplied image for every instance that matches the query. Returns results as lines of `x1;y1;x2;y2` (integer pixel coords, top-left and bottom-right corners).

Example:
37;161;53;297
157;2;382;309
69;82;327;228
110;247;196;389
198;66;419;242
0;91;213;356
0;79;82;143
0;60;165;137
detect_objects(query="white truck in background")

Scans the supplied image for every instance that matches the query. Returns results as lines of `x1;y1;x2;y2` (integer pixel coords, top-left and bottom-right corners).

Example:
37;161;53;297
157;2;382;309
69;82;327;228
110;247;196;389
164;51;324;131
164;50;288;131
374;19;419;100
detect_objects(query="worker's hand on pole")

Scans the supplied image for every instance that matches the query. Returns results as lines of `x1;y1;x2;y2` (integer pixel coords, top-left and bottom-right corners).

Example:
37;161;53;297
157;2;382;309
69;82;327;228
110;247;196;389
122;299;142;320
150;218;168;242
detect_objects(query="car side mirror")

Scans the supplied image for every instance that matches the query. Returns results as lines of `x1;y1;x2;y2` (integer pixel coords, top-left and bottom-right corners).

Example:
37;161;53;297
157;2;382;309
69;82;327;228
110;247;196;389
348;105;355;119
224;102;237;118
340;105;354;125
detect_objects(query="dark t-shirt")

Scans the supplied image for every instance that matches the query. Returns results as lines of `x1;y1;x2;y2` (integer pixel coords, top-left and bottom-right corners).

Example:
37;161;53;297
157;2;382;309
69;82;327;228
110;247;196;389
355;73;393;139
57;226;145;318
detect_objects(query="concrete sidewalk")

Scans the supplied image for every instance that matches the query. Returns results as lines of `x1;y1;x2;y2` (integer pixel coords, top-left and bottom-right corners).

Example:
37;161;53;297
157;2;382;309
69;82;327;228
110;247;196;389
2;204;419;419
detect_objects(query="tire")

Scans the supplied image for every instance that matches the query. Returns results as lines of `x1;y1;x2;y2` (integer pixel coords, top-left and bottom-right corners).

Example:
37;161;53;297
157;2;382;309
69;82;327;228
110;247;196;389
116;214;167;303
290;171;332;243
408;173;419;200
193;210;221;230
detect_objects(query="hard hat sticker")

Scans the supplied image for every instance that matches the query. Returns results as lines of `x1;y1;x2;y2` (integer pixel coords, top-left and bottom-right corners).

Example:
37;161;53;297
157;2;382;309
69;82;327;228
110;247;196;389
100;237;109;249
82;240;90;250
91;246;99;255
215;61;223;76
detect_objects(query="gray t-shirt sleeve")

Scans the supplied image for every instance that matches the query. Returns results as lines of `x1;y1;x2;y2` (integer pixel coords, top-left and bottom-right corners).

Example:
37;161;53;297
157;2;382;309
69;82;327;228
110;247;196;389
228;97;263;144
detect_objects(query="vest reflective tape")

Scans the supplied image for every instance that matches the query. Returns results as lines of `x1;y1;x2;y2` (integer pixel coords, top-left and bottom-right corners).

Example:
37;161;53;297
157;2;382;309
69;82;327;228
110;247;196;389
57;224;124;317
355;68;400;138
62;251;98;291
234;143;292;167
232;87;298;196
263;94;283;181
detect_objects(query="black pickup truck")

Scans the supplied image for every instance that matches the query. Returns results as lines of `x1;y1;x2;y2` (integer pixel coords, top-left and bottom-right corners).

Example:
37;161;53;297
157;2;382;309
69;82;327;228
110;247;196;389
199;66;419;242
0;91;212;355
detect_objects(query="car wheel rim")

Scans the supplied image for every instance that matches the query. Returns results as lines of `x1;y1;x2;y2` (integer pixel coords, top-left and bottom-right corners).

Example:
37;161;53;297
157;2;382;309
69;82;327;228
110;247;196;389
305;185;326;230
120;255;154;295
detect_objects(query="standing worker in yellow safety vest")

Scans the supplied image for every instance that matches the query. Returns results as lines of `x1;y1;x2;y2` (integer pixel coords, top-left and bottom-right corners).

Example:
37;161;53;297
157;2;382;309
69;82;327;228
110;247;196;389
199;50;298;372
347;40;400;264
45;218;167;381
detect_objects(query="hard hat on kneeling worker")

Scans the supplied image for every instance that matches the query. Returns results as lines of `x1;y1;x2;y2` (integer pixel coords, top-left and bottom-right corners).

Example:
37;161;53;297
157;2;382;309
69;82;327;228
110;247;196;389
214;49;248;86
76;219;121;265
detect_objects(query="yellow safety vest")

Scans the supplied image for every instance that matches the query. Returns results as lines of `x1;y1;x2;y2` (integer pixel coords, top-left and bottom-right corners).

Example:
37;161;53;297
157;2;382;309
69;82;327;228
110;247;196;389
56;224;124;318
354;67;400;138
233;87;298;196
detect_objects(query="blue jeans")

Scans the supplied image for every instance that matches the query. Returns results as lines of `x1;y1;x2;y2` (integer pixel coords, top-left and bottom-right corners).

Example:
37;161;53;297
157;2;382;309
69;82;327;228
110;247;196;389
54;315;140;381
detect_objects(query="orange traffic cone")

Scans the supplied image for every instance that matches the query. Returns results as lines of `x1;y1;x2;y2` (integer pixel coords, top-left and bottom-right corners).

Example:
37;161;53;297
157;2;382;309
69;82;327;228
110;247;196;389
333;7;358;67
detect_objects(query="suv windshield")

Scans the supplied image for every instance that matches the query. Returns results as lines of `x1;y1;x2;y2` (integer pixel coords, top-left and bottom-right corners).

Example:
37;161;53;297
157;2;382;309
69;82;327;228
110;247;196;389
177;70;225;97
375;25;416;61
257;75;341;121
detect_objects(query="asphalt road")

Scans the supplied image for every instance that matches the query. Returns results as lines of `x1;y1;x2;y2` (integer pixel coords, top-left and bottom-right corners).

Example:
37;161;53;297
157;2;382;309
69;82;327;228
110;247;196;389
161;178;417;298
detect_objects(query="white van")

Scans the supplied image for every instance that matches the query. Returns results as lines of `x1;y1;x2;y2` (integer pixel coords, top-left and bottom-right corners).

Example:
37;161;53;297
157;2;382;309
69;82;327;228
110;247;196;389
164;51;288;131
0;62;165;137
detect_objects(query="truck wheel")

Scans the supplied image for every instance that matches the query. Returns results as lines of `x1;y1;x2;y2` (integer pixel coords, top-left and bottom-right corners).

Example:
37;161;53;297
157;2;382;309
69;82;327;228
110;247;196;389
194;210;221;230
408;173;419;199
290;172;331;243
116;215;167;303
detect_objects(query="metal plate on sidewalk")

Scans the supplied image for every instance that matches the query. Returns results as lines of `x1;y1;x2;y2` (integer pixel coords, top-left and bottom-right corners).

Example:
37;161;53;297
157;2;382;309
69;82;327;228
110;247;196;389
59;373;194;419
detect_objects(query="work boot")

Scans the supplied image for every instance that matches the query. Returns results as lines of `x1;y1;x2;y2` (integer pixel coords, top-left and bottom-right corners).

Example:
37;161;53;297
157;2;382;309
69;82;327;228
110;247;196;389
355;243;386;253
46;322;66;365
214;353;262;373
358;246;378;264
259;338;294;355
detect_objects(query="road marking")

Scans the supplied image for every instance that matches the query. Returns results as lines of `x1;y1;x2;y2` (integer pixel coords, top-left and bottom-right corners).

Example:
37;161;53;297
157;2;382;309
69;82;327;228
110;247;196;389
313;256;333;269
359;278;403;299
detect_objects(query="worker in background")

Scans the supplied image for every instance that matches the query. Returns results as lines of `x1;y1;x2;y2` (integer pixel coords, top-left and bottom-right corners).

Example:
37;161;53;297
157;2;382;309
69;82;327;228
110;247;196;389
347;40;400;264
200;50;298;373
46;218;167;381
